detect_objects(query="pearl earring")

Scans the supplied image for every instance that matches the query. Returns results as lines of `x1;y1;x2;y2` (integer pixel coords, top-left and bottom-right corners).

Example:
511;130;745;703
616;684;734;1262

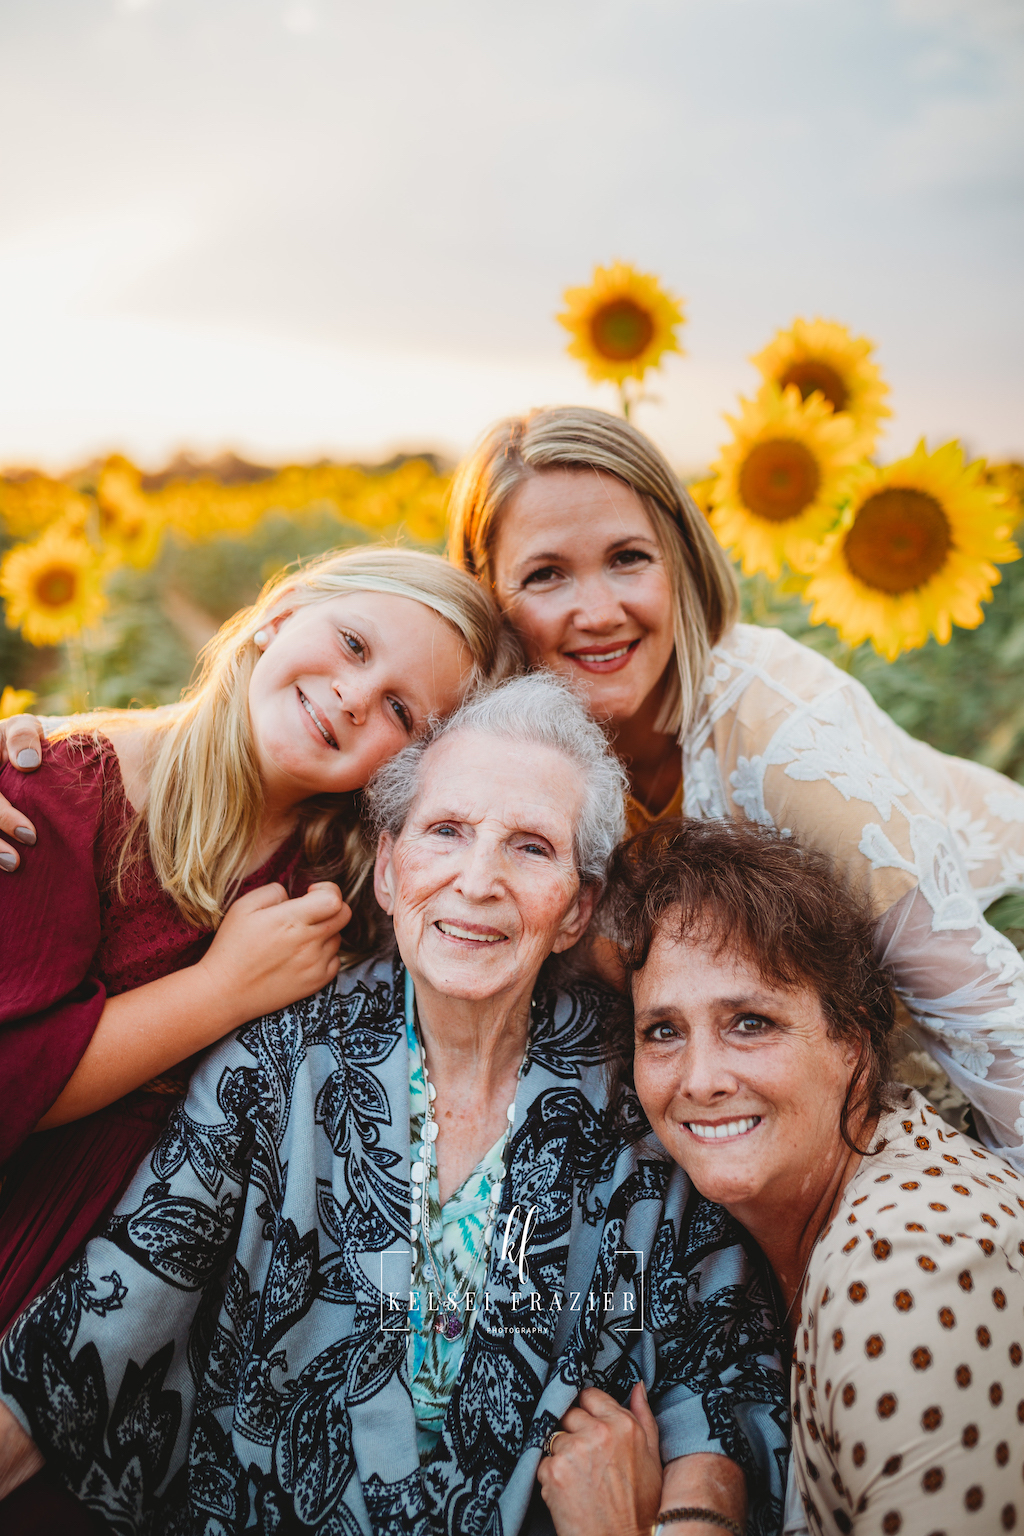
253;629;270;649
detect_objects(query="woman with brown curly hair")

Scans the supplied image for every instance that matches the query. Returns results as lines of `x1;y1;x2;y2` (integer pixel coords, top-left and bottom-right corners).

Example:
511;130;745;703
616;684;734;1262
542;818;1024;1536
444;406;1024;1176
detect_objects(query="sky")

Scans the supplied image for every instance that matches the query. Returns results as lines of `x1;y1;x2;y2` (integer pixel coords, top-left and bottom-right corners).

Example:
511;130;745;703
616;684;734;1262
0;0;1021;474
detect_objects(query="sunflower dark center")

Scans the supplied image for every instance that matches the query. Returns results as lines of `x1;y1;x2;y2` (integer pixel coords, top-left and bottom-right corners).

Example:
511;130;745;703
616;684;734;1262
738;439;821;522
779;359;849;414
589;299;655;361
35;566;77;608
843;488;951;594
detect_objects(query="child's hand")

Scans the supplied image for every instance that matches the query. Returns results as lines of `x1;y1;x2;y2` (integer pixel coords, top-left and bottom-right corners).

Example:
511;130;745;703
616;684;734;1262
0;714;45;870
198;880;352;1019
0;712;45;773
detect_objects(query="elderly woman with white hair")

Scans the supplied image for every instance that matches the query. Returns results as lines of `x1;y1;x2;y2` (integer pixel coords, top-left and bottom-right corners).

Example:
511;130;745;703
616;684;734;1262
0;674;787;1536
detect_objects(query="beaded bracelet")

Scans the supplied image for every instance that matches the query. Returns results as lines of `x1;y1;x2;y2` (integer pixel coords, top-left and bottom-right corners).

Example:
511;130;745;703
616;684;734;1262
652;1508;744;1536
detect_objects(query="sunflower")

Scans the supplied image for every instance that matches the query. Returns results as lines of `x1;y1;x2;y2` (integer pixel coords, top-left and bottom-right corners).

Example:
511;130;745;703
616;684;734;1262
685;475;717;518
97;457;165;568
752;318;891;454
0;524;108;645
708;384;863;578
985;461;1024;522
0;475;92;541
558;262;685;386
804;440;1020;660
0;685;36;718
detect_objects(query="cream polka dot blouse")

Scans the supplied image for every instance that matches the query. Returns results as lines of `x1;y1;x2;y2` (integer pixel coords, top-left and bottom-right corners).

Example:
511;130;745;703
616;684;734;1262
790;1087;1024;1536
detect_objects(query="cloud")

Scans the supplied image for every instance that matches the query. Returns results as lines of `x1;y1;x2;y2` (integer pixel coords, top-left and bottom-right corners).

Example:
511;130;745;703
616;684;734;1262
0;0;1019;465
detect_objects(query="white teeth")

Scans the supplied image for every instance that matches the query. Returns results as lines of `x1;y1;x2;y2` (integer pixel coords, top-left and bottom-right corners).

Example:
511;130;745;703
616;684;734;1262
299;691;337;747
436;921;504;943
579;645;631;662
687;1116;759;1141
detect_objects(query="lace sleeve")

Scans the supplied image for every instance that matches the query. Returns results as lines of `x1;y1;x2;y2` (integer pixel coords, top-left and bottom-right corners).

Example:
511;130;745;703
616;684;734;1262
876;886;1024;1169
686;627;1024;1170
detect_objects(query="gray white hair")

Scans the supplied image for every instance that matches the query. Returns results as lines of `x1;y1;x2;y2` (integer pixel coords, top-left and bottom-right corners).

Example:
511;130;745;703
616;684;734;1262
366;672;628;887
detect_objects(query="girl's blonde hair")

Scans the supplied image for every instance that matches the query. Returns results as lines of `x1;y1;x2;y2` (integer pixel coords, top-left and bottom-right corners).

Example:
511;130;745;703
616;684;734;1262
61;545;510;938
446;405;739;739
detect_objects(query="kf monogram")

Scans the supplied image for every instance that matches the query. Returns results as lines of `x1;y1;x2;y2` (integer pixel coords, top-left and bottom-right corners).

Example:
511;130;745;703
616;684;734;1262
499;1203;538;1282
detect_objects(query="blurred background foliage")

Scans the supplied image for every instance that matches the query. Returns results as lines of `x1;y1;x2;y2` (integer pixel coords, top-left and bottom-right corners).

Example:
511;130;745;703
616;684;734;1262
2;449;1022;785
4;280;1023;787
739;539;1024;783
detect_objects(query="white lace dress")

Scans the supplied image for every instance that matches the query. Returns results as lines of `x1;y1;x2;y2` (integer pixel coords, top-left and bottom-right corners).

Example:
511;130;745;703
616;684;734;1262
684;625;1024;1171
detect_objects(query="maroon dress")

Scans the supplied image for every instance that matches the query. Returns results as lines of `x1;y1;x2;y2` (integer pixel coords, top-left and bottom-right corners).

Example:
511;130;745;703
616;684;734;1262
0;734;309;1335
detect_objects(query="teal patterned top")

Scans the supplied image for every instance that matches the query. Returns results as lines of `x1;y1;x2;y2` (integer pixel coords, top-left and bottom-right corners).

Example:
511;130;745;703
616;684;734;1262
406;1014;506;1460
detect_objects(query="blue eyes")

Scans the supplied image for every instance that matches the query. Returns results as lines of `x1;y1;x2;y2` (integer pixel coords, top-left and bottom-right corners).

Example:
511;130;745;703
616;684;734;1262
429;826;549;855
339;629;412;732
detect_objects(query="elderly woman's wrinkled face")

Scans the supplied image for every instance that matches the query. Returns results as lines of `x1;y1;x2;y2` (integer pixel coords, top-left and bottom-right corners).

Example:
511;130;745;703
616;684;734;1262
631;920;859;1220
374;730;594;1003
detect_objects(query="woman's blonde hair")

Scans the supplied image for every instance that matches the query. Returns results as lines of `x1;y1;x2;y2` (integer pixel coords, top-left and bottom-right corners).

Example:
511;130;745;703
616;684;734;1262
61;545;510;939
447;406;739;739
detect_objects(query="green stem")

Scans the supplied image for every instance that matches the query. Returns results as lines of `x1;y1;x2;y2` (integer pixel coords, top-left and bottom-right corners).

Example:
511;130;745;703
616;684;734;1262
65;631;92;711
619;381;631;420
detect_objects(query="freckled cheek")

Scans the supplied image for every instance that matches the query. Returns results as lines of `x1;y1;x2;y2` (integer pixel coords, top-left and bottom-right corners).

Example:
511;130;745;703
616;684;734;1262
509;599;574;665
632;1056;675;1131
522;624;566;668
633;578;674;644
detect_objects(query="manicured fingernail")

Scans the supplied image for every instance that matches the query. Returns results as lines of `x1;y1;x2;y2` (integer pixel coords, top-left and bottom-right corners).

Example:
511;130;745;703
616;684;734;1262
639;1380;648;1401
14;826;36;845
16;749;40;769
0;852;17;870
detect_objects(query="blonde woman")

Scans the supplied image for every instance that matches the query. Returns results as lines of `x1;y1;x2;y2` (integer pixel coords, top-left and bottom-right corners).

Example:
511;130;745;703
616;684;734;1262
446;406;1024;1172
0;545;505;1334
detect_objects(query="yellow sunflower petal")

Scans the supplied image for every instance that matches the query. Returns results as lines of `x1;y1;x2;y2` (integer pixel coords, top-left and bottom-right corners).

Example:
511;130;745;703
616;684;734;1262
96;456;166;569
0;685;36;718
752;317;891;456
707;383;864;579
0;524;108;646
0;475;93;541
985;460;1024;522
685;475;717;517
804;439;1020;660
558;261;685;385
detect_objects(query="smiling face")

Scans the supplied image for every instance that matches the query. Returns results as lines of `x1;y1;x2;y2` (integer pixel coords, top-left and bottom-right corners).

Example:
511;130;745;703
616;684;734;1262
373;729;594;1008
631;920;859;1231
490;468;676;727
247;590;473;813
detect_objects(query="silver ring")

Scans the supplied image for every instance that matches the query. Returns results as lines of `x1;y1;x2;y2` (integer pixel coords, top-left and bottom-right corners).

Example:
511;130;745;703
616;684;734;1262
543;1430;567;1457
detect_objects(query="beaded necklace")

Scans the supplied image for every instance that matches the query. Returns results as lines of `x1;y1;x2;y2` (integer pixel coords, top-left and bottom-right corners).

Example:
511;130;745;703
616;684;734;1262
405;969;530;1341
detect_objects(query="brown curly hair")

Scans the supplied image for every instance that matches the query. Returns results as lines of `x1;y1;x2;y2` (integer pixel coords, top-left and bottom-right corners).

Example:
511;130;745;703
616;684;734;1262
606;817;898;1152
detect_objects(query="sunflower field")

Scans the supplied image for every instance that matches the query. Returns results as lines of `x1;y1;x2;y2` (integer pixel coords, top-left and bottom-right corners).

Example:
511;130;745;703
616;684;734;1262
2;264;1023;785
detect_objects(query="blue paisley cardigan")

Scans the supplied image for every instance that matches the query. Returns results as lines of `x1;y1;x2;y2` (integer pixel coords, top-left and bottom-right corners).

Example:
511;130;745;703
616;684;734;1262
0;957;789;1535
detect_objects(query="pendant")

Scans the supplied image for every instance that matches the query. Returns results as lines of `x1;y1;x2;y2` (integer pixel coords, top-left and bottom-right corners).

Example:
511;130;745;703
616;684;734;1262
435;1309;464;1340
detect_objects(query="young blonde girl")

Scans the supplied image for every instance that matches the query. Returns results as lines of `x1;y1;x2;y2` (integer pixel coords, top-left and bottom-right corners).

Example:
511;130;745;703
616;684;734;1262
0;544;507;1332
